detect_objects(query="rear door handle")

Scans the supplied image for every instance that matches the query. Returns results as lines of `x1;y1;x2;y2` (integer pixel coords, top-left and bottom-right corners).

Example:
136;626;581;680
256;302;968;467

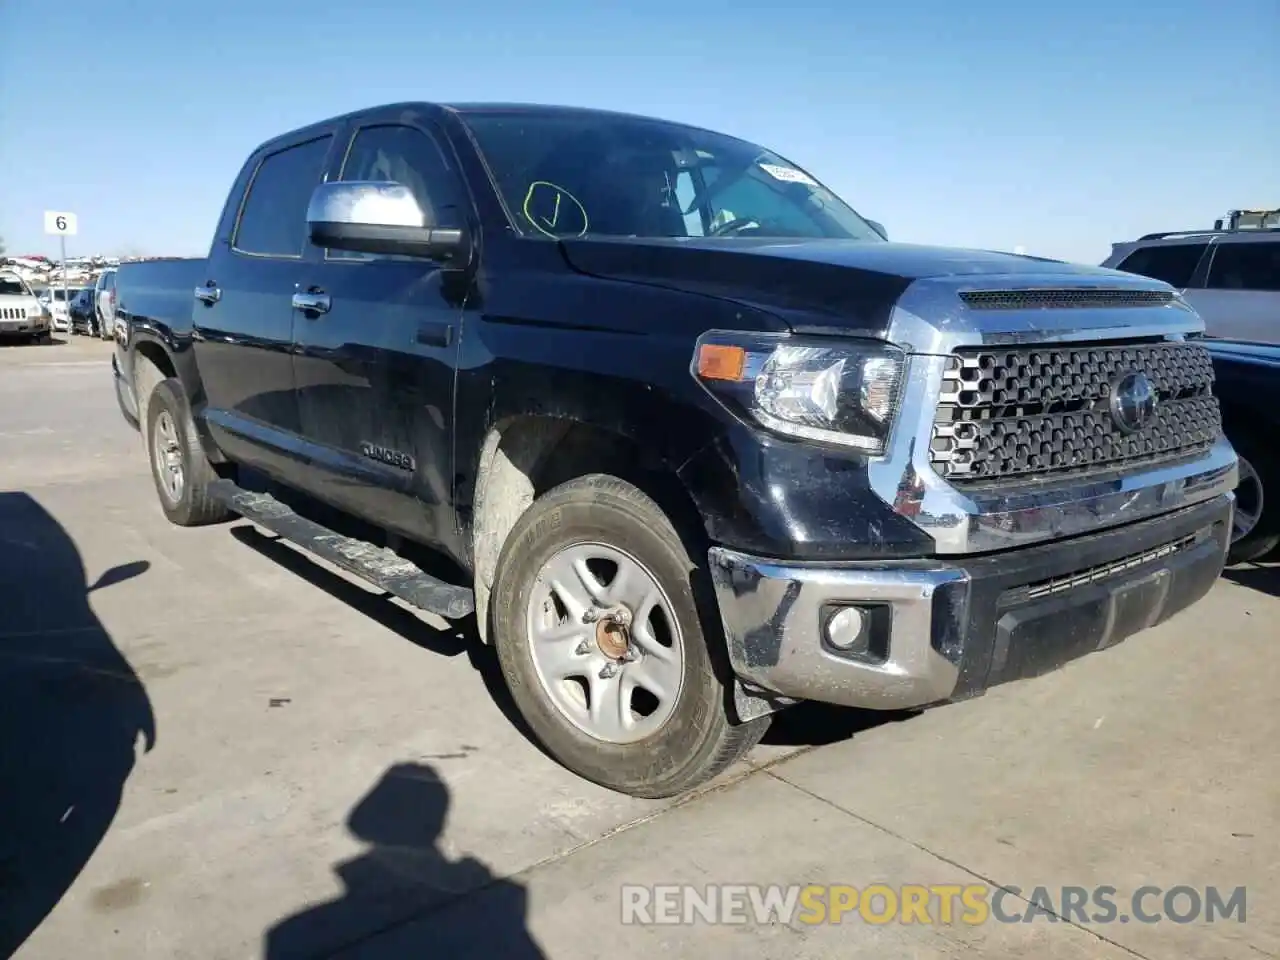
416;321;453;347
292;290;331;315
194;283;220;305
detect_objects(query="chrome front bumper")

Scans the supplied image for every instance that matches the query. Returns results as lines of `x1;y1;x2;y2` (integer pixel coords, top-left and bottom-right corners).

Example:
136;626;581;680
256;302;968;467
709;553;968;712
709;493;1233;717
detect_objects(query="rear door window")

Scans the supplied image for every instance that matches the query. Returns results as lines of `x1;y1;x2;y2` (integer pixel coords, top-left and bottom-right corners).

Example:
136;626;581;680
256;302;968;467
233;136;333;258
1205;241;1280;293
1114;243;1209;288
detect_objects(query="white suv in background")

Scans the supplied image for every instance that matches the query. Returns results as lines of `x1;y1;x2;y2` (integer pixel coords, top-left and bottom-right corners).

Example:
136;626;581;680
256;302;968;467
1103;220;1279;343
46;286;88;333
0;271;53;344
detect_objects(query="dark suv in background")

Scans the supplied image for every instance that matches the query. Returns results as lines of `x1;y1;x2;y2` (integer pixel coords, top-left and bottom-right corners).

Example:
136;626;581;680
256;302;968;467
69;288;98;335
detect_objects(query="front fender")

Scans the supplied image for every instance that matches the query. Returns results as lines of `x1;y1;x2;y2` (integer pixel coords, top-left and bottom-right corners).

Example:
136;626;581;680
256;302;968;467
453;332;725;528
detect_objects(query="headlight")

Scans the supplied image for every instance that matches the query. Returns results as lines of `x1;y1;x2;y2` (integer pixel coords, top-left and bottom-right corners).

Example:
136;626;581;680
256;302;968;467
692;332;905;453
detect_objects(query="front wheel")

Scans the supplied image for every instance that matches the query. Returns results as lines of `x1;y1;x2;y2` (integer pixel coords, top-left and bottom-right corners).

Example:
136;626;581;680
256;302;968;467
491;473;768;798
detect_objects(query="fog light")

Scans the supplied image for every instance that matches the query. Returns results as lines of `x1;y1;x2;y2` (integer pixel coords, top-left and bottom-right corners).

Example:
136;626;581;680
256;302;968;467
825;606;869;653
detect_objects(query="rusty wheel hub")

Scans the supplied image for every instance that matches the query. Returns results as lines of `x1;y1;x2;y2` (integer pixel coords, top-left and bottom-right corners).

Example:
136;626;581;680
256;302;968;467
595;616;631;659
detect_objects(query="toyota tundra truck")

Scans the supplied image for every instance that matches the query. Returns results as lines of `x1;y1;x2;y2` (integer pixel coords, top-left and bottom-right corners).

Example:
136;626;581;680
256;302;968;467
110;101;1238;798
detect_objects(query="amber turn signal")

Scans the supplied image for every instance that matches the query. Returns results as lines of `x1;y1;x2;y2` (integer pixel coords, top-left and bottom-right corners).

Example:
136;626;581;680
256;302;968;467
696;343;747;382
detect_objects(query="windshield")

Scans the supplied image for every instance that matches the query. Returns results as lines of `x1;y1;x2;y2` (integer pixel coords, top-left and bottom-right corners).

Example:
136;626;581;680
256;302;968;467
0;278;29;296
52;288;85;301
461;111;883;242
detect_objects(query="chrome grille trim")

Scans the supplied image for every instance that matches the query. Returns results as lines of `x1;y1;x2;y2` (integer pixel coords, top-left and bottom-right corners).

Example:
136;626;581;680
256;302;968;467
930;341;1221;484
1023;534;1199;601
866;274;1237;555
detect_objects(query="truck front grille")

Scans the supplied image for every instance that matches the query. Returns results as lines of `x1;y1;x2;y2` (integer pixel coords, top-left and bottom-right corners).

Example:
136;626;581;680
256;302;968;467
930;340;1220;484
1;307;29;320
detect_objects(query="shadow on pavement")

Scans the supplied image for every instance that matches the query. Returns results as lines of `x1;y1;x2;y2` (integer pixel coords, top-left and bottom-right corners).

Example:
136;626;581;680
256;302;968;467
0;492;155;958
228;525;470;658
265;762;545;960
1222;561;1280;599
228;485;911;762
227;523;541;751
0;338;66;349
762;700;918;747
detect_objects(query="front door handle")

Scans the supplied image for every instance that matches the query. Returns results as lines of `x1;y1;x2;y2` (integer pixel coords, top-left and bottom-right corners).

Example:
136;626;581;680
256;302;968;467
292;290;331;315
194;283;220;305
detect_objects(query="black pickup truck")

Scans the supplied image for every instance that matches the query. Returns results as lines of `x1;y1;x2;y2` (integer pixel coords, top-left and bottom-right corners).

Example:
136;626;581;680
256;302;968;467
111;102;1239;797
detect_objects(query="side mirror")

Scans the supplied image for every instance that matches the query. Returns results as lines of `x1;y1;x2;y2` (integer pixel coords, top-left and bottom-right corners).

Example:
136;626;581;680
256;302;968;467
866;219;888;240
306;181;467;262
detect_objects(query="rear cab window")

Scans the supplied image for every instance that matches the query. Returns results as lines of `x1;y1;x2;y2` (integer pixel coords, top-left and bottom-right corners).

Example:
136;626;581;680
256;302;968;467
233;135;334;258
1205;240;1280;293
1114;242;1210;288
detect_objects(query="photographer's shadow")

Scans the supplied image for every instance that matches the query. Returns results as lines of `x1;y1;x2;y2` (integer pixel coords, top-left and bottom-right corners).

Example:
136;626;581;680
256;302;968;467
266;762;545;959
0;492;155;958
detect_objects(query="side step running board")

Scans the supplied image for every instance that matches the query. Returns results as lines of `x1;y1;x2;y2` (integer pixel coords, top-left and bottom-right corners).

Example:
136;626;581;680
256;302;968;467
209;479;475;620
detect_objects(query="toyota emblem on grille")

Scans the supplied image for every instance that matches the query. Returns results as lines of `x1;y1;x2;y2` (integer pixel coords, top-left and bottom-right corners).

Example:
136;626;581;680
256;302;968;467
1110;371;1157;434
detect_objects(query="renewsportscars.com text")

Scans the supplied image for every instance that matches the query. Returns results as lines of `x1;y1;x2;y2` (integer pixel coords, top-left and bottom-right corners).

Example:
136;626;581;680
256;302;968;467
621;883;1247;927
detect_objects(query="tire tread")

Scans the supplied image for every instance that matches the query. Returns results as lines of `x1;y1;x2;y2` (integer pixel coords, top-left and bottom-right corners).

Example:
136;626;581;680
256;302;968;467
491;472;769;798
146;378;230;527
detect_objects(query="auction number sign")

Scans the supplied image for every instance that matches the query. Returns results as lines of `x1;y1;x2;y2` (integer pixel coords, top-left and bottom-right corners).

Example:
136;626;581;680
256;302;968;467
44;211;79;236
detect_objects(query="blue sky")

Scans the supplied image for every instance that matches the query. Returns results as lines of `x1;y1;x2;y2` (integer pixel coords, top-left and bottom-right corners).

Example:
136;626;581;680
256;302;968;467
1;0;1275;264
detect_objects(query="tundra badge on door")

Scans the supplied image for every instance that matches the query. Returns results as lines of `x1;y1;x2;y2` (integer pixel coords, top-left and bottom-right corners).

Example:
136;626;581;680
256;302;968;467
360;441;416;471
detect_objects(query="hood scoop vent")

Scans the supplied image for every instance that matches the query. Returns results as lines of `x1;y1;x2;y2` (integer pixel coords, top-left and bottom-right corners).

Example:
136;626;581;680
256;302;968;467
959;289;1175;310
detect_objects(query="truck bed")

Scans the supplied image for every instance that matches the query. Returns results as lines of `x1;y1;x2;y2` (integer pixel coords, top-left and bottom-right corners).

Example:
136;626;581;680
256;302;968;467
115;257;204;333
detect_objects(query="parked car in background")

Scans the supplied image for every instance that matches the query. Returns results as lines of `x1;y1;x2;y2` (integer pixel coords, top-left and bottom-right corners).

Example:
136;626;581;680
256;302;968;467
69;287;99;335
0;271;53;344
94;268;118;340
1205;338;1280;563
1104;213;1279;343
46;286;90;334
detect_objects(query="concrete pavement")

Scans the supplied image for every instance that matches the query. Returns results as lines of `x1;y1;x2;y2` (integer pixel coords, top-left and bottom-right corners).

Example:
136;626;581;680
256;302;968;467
2;336;1276;960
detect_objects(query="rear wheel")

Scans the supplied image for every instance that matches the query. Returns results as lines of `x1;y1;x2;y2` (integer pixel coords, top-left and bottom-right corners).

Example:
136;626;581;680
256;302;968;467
491;473;768;798
1228;428;1280;564
145;378;231;527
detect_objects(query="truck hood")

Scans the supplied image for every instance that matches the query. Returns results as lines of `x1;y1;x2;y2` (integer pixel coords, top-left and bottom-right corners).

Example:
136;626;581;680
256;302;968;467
560;237;1146;339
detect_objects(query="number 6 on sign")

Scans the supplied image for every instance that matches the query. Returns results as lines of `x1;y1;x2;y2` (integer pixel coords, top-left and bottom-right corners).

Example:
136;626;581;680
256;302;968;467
44;211;78;236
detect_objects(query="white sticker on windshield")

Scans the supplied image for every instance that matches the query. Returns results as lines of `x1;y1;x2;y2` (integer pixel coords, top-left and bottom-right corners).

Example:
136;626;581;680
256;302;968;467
759;163;818;187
